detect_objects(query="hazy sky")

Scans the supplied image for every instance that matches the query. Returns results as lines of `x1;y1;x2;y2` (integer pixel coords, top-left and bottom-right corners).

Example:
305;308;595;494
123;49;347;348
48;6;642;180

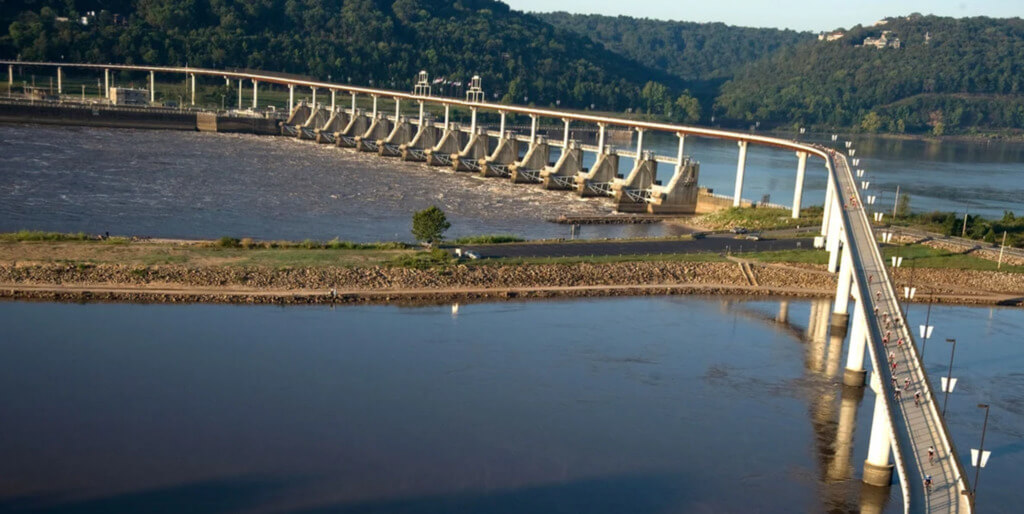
503;0;1022;32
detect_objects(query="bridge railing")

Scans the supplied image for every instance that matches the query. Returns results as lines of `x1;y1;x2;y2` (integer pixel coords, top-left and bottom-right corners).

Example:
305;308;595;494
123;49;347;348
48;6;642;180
867;180;973;510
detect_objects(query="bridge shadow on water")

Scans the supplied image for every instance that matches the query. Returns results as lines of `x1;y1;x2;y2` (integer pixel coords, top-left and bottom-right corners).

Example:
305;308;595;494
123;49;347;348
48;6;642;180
293;473;687;514
0;473;690;514
0;475;297;514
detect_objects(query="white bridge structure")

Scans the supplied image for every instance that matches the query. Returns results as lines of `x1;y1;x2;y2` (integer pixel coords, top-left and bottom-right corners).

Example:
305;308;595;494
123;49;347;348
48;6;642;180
3;60;974;513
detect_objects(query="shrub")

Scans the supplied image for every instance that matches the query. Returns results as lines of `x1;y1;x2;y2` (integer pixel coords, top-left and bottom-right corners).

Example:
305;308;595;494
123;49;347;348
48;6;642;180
411;206;451;245
216;236;241;248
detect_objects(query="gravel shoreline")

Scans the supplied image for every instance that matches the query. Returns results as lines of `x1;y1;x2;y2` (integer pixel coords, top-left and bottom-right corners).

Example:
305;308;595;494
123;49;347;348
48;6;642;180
1;261;1020;306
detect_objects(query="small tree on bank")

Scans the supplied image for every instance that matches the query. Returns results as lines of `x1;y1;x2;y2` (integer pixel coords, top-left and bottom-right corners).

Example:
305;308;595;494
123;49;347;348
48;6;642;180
412;206;450;246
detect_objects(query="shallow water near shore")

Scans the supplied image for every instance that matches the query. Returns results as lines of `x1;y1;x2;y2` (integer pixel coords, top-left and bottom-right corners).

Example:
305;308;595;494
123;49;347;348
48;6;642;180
0;297;1021;513
1;124;1022;242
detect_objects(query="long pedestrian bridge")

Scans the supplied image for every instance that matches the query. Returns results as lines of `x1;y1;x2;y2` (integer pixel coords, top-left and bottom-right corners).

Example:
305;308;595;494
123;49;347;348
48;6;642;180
3;60;973;513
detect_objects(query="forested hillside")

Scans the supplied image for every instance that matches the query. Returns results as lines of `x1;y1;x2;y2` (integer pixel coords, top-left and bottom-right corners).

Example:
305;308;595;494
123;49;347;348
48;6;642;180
0;0;683;111
4;3;1023;134
537;13;811;86
715;15;1024;134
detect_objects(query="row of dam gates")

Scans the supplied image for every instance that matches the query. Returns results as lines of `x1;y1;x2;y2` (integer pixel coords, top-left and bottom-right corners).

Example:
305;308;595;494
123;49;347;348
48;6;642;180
278;99;701;214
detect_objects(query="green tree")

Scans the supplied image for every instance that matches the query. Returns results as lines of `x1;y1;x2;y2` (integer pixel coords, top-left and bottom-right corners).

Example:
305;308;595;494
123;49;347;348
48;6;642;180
895;193;911;218
411;205;450;245
640;81;669;115
674;92;702;123
860;112;883;133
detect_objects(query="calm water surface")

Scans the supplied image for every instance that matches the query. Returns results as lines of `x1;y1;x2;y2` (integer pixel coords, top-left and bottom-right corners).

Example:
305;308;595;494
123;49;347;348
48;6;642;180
1;297;1021;513
1;124;1022;241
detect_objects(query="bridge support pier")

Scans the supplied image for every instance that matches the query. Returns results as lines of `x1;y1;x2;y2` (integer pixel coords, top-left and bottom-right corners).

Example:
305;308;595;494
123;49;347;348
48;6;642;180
793;151;807;218
237;79;242;110
826;200;842;273
7;65;12;88
312;87;317;109
733;141;748;207
251;79;258;109
843;294;867;387
288;85;294;112
56;67;62;95
331;89;336;111
190;73;196;106
150;71;155;104
863;374;894;486
597;123;606;151
676;134;686;165
530;114;537;142
104;68;109;99
831;247;853;337
563;118;571;147
821;179;834;237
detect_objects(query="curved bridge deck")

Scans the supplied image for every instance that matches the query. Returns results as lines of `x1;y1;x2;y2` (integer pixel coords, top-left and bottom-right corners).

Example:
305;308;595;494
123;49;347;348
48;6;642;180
829;151;972;514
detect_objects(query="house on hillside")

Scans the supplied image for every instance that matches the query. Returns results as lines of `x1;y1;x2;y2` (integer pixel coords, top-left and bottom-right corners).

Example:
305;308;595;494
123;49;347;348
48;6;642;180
861;31;901;49
818;31;845;41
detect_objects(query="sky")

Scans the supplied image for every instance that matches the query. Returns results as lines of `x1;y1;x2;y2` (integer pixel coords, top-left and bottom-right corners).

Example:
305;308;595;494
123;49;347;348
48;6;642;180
502;0;1022;32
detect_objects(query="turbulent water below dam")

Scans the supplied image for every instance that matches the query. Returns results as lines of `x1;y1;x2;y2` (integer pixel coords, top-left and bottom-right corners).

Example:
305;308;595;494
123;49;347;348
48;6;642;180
2;123;1022;241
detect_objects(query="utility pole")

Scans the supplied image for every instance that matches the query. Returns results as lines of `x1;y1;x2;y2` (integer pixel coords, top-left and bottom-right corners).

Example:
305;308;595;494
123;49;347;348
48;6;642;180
998;231;1007;269
892;185;900;221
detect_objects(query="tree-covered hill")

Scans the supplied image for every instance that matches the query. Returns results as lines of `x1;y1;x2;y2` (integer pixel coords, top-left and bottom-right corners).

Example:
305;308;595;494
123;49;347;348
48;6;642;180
536;12;812;86
0;0;684;111
714;15;1024;134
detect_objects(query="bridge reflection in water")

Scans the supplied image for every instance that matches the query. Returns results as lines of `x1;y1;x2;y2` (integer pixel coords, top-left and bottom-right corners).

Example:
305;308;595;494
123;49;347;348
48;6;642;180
737;299;893;513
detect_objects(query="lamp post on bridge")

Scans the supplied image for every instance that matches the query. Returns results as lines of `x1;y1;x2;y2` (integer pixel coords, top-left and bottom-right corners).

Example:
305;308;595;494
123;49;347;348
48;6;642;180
968;403;992;509
942;338;958;416
919;295;935;359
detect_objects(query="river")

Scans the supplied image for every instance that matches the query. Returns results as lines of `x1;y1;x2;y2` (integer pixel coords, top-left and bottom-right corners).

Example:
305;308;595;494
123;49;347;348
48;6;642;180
1;124;1021;241
0;297;1020;513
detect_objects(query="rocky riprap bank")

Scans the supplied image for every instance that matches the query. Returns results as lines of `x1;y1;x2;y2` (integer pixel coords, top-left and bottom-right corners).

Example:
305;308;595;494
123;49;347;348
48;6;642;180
0;261;835;304
1;260;1020;306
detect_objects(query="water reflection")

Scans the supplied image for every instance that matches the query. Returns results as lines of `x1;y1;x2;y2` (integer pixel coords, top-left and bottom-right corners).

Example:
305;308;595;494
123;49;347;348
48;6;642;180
2;298;1020;512
757;298;893;513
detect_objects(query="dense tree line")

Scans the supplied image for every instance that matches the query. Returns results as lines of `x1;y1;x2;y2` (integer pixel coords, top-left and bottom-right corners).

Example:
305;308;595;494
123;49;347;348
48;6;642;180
715;15;1024;134
4;4;1023;133
537;12;810;89
0;0;684;112
908;210;1024;247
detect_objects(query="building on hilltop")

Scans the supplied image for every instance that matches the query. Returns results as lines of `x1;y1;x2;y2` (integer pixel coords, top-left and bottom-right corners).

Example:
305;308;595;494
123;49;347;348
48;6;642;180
861;31;901;49
818;31;845;42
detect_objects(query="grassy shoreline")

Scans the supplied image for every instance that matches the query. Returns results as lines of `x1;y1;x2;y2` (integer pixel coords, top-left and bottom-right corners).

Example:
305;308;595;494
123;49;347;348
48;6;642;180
1;231;1022;274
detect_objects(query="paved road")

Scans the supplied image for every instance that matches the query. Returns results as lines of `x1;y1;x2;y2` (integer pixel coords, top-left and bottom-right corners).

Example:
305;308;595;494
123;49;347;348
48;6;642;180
831;152;971;513
892;226;1024;259
459;235;816;259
